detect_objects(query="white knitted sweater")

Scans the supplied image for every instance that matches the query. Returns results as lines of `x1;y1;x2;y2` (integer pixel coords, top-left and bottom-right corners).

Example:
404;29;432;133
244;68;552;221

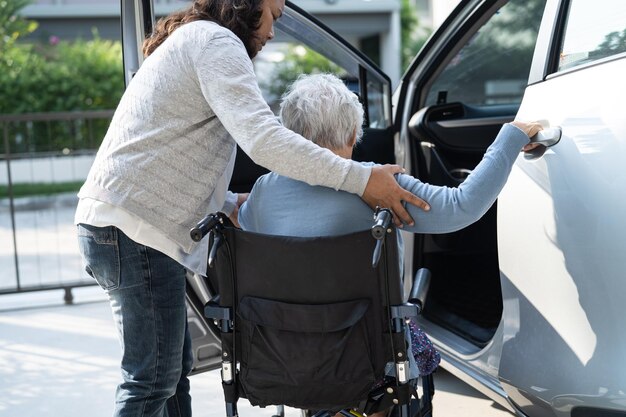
78;21;371;251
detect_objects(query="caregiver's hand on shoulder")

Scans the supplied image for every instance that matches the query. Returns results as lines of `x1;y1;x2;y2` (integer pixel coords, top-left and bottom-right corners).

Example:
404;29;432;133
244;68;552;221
362;164;430;227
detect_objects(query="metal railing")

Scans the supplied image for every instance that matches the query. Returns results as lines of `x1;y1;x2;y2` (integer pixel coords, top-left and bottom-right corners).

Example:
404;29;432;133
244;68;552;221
1;110;113;301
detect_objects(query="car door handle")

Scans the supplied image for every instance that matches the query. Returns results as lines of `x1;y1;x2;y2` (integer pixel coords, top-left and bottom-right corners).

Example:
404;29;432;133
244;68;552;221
532;127;562;146
524;127;562;160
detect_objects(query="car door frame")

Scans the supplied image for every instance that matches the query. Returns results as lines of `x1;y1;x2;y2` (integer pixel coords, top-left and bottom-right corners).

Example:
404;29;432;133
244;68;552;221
396;0;512;282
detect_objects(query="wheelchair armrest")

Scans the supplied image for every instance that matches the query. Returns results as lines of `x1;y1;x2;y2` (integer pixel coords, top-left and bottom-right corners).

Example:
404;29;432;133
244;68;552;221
407;268;431;312
390;304;420;320
204;298;232;332
204;297;231;320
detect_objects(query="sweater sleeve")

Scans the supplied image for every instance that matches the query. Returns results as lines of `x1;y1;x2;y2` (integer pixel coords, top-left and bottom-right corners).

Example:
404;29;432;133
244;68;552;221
193;32;371;196
397;123;529;234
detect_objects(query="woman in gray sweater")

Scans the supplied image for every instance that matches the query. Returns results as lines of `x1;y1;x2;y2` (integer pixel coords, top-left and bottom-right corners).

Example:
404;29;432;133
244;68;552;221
74;1;429;416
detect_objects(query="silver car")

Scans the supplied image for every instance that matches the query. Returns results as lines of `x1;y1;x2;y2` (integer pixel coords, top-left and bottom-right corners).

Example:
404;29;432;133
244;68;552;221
122;0;626;416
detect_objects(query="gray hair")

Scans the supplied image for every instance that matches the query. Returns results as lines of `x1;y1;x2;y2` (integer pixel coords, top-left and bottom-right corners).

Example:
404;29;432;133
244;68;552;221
279;73;364;151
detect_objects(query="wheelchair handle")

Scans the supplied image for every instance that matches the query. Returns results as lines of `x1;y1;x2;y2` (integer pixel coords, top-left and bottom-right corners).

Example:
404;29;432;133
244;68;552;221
371;208;393;267
190;213;223;242
371;208;392;240
408;268;431;312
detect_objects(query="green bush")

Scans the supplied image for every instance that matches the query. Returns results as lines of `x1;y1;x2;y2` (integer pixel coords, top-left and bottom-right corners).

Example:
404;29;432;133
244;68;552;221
2;0;124;114
0;33;123;114
0;181;84;198
0;0;37;53
1;33;123;154
1;0;123;154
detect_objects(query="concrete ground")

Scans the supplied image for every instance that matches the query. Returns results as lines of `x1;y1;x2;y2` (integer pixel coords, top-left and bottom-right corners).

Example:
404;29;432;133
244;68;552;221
0;287;512;417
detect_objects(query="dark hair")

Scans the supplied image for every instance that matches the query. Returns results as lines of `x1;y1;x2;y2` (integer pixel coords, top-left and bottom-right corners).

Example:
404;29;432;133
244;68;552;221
143;0;264;58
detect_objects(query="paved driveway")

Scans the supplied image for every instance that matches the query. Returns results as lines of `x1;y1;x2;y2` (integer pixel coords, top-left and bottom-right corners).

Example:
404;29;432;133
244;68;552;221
0;288;511;417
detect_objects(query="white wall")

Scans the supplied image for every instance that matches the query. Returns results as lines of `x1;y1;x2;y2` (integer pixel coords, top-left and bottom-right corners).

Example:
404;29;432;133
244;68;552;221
0;155;94;185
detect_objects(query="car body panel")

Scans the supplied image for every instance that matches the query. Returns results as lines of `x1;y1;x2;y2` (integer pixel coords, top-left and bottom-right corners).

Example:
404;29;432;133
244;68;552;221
498;54;626;417
120;0;154;86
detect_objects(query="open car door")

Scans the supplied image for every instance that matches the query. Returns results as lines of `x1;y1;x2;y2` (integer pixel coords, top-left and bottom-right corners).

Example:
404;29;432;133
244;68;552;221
121;0;395;374
395;0;545;410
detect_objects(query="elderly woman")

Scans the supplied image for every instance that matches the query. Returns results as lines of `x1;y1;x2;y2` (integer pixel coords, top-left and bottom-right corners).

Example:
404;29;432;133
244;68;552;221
239;73;539;236
238;73;540;384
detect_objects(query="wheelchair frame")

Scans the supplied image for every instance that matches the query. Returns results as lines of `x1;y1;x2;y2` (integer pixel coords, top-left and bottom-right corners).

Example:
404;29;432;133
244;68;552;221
192;210;434;417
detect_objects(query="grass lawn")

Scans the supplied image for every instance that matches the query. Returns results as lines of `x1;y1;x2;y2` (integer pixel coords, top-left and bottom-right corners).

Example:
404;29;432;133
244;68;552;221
0;181;83;198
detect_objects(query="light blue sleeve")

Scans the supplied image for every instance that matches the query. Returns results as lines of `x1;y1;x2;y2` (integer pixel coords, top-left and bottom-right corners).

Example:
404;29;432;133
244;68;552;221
238;199;252;230
399;123;529;234
238;177;263;232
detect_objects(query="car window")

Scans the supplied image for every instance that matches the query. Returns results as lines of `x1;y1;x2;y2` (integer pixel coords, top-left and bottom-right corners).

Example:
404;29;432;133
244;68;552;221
558;0;626;71
258;13;391;129
255;42;348;114
424;0;546;106
256;38;386;127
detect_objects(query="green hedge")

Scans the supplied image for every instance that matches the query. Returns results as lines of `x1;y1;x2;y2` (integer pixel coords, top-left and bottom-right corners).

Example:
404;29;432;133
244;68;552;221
1;0;123;152
0;181;84;198
1;34;123;154
0;35;123;114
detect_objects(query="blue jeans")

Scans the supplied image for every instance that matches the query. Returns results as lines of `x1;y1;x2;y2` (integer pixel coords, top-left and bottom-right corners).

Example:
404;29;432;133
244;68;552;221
77;224;193;417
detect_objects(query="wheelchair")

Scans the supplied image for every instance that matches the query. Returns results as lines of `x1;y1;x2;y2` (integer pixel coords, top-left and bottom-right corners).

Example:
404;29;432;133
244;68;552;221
191;209;435;417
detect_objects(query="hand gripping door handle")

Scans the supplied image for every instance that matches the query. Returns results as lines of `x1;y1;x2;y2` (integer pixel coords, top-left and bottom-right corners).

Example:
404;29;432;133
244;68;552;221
524;126;562;160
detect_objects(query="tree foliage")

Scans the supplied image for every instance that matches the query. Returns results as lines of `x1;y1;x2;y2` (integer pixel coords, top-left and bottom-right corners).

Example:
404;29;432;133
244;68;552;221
400;0;430;71
423;0;546;105
0;0;37;53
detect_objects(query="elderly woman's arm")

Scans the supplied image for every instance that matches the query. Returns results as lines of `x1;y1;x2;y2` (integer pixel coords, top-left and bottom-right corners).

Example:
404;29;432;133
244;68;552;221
399;123;530;234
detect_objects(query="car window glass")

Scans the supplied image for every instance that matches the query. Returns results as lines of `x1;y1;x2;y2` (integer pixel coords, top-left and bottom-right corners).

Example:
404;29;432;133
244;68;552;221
255;13;391;129
558;0;626;71
255;41;350;115
365;79;388;128
424;0;546;106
